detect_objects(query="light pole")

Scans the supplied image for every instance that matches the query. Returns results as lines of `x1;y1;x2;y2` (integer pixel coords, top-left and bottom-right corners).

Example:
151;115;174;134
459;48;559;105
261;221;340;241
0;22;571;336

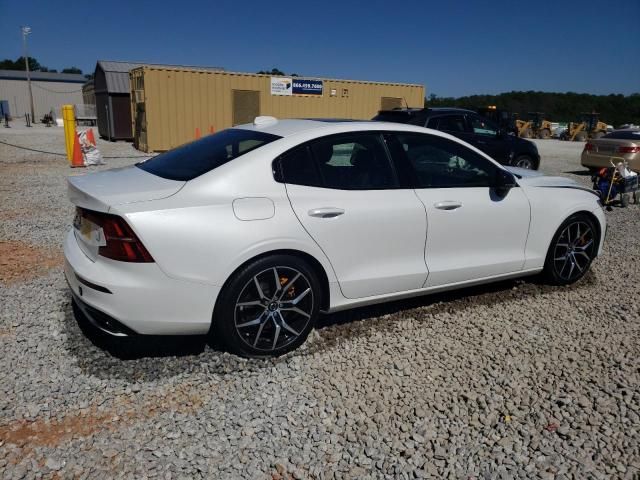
21;26;35;123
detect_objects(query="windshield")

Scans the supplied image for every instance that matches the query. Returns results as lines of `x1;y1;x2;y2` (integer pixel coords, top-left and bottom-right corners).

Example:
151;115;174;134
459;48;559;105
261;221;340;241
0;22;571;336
137;129;281;181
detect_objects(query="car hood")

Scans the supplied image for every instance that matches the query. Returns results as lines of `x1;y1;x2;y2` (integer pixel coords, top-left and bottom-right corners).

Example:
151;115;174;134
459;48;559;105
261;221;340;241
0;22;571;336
68;166;185;212
505;166;596;194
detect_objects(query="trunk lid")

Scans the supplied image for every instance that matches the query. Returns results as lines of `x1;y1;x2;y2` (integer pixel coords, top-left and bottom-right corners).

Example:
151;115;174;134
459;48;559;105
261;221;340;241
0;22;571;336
67;166;185;212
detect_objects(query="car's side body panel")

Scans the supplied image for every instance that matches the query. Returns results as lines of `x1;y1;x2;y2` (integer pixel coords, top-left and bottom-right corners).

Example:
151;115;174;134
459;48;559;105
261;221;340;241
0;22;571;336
284;184;428;298
63;119;606;339
414;186;530;286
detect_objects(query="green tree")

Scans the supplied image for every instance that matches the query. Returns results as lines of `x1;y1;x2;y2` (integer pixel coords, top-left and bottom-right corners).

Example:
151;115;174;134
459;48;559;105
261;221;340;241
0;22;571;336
0;56;42;71
61;67;82;74
257;68;287;76
426;91;640;127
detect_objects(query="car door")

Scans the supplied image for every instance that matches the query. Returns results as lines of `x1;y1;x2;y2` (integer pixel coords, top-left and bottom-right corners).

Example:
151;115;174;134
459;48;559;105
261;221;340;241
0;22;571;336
465;114;511;164
276;132;428;299
387;132;530;287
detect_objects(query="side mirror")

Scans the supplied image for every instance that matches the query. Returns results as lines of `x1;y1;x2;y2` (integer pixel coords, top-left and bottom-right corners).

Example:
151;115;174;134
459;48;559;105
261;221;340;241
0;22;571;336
493;169;517;197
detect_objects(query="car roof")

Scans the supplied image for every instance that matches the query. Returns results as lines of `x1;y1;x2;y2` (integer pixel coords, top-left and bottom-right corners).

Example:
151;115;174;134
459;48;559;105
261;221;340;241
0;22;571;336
376;107;477;116
234;117;432;138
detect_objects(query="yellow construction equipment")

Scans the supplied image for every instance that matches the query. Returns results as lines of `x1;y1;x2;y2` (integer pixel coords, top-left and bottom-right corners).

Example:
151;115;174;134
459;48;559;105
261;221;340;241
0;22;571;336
515;112;553;139
528;112;553;139
561;113;608;141
515;118;534;138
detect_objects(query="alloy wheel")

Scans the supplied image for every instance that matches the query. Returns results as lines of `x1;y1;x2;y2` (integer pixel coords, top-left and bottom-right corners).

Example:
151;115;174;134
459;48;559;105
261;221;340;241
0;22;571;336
234;266;314;352
515;156;534;169
553;221;595;282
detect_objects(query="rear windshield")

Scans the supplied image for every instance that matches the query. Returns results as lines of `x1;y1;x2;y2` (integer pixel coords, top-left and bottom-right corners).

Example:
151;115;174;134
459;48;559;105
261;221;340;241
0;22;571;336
137;129;281;181
603;130;640;140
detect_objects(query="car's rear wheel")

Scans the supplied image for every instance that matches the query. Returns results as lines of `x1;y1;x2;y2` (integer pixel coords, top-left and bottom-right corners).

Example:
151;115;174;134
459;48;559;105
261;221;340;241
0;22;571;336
213;255;321;357
543;214;598;285
513;155;535;169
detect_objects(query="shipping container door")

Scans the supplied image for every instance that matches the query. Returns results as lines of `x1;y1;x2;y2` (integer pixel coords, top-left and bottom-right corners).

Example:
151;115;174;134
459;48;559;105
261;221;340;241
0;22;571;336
233;90;260;126
381;97;403;110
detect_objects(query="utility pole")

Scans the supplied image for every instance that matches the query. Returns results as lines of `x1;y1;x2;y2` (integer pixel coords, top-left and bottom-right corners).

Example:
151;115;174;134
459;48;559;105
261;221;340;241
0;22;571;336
21;26;36;123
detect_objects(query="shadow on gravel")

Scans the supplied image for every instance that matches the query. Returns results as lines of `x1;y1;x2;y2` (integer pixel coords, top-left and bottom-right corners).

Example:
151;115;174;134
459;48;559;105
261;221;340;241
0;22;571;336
61;271;596;381
564;169;593;176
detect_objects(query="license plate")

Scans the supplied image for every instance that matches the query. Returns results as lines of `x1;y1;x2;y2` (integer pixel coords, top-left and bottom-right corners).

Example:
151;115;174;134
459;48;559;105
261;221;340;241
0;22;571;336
75;214;106;247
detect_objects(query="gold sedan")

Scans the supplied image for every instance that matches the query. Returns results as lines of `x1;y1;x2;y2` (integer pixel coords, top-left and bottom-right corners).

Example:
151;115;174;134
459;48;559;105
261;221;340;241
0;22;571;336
582;129;640;171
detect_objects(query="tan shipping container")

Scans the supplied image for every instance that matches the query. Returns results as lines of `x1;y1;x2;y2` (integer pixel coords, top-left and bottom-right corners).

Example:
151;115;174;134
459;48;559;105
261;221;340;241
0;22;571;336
130;66;424;152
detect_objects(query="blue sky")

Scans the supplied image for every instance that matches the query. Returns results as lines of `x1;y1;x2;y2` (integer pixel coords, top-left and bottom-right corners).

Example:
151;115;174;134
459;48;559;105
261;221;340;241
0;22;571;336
1;0;638;97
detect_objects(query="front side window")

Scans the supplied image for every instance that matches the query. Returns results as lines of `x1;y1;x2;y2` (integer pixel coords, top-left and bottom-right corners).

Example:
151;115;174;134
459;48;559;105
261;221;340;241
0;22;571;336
431;115;467;133
309;133;398;190
392;133;499;188
469;115;499;136
137;129;281;181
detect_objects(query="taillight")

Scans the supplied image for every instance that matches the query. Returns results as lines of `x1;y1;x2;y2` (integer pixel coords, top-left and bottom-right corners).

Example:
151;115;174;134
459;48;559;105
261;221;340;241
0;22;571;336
77;208;154;262
619;145;640;154
584;142;594;152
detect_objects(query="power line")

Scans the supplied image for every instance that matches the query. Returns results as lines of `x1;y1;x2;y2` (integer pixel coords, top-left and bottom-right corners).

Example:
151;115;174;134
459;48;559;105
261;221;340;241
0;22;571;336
32;83;84;94
0;138;152;159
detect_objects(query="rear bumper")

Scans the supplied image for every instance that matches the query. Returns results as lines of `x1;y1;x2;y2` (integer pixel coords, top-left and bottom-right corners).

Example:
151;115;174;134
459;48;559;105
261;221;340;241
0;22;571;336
581;152;639;171
64;229;219;335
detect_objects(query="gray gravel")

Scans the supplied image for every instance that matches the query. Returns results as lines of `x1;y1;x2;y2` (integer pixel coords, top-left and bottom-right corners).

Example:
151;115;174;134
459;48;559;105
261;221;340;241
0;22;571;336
1;124;639;479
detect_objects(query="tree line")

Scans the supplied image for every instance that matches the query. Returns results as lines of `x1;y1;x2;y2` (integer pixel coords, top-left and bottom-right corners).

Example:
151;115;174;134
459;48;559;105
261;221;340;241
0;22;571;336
427;91;640;127
0;56;87;77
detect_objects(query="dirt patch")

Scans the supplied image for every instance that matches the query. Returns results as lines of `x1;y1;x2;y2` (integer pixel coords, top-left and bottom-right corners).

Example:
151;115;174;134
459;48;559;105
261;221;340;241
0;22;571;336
0;382;205;449
0;241;63;285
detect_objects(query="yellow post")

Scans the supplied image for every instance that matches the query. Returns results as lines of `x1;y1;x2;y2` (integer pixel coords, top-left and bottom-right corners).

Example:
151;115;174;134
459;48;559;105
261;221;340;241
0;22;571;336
62;105;76;163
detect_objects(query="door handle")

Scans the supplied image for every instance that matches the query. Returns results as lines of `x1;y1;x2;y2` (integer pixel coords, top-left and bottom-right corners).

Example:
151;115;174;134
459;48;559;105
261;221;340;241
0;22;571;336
434;201;462;211
308;207;345;218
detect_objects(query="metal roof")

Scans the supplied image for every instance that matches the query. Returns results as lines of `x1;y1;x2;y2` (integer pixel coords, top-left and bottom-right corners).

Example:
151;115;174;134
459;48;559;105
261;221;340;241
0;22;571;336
0;69;86;83
96;60;224;94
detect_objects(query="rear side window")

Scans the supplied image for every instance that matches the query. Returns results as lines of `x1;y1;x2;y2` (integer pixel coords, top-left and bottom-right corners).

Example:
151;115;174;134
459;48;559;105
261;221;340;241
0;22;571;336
137;129;281;181
277;146;323;187
275;133;398;190
310;133;397;189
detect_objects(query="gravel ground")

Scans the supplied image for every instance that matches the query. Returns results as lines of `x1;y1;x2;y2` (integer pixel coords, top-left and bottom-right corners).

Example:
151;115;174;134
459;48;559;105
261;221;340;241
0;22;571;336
1;123;639;479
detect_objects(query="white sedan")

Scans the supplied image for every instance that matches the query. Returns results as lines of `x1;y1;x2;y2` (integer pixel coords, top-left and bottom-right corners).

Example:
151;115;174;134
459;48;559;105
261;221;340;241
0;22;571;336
64;117;606;357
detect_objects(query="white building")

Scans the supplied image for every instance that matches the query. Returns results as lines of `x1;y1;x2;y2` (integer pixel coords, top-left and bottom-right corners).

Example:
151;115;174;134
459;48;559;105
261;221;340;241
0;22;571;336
0;70;85;120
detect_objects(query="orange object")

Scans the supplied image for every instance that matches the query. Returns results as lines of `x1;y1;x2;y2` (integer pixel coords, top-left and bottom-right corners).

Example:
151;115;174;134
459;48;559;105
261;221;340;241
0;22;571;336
86;128;97;146
195;127;201;139
209;125;215;134
71;131;85;168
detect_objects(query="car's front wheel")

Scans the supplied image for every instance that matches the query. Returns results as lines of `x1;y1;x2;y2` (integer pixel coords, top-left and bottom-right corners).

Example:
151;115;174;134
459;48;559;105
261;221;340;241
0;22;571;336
543;214;598;285
213;255;321;357
513;155;535;169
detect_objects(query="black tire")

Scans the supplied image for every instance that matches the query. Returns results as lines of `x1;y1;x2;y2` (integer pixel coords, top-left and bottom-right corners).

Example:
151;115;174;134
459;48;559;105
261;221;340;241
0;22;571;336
212;254;321;357
575;131;588;142
542;214;598;285
538;128;551;139
513;155;535;169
